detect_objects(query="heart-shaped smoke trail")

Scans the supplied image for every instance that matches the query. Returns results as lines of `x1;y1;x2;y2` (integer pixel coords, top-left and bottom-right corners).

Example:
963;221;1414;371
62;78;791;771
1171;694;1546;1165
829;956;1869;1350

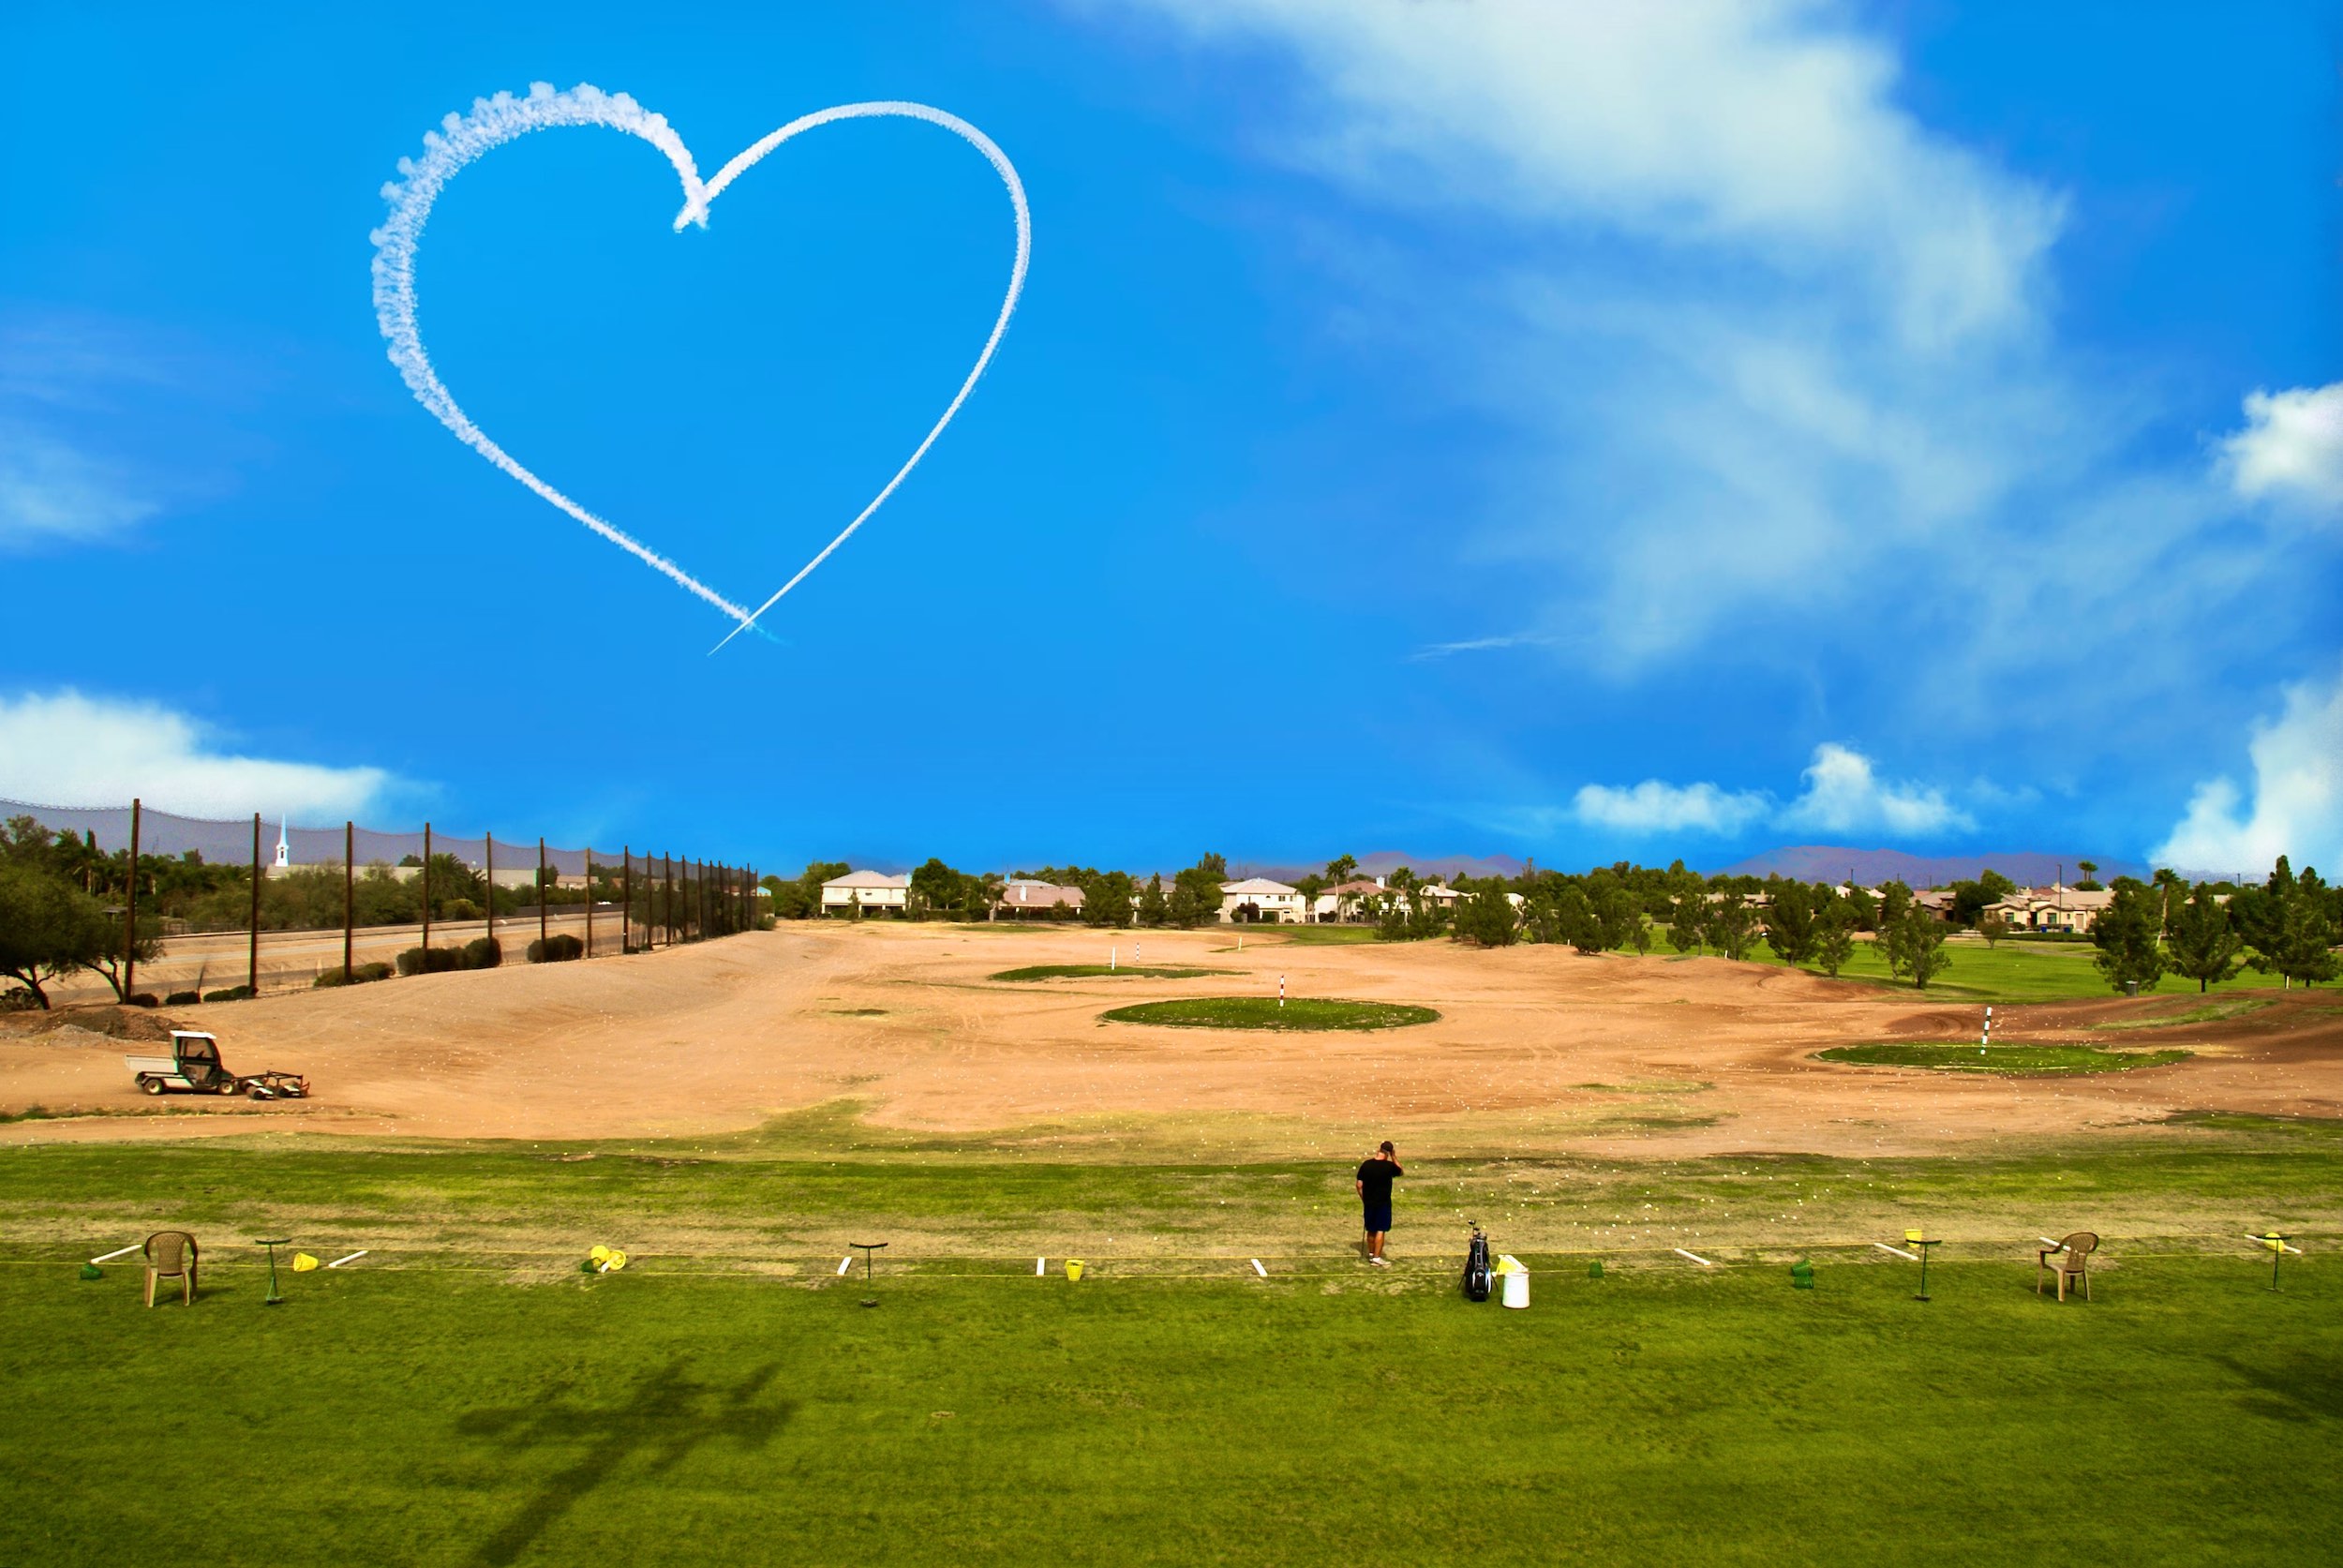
369;82;1031;650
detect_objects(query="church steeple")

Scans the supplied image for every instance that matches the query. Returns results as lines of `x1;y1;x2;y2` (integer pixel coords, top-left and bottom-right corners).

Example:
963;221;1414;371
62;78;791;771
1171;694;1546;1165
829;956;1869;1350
274;816;291;870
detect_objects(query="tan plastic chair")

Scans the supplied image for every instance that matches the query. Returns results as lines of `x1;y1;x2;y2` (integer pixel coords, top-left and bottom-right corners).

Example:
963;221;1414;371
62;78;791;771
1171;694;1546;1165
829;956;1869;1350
143;1231;200;1307
2037;1232;2097;1302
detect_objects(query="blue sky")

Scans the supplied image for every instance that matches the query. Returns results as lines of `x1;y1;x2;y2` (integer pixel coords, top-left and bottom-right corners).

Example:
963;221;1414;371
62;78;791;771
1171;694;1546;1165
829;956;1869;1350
1;1;2337;875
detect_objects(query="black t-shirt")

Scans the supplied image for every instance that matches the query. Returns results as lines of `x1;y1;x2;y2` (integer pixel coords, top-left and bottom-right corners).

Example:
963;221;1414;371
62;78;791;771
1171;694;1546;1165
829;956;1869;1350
1356;1158;1402;1202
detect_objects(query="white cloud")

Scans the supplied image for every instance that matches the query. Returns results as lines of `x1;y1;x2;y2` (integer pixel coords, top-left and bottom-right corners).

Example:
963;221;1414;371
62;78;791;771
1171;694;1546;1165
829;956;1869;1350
0;691;394;820
1571;743;1970;838
2223;381;2343;510
2151;664;2343;875
0;420;160;550
1780;741;1971;835
1123;0;2061;344
1572;779;1770;835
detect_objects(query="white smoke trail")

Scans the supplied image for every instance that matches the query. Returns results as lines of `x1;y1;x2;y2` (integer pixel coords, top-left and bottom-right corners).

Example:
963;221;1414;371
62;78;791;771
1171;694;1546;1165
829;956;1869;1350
369;82;1031;646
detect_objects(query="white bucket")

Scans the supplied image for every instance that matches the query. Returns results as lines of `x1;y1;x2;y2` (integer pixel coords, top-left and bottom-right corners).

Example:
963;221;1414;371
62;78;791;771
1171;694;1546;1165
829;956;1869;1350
1501;1268;1530;1309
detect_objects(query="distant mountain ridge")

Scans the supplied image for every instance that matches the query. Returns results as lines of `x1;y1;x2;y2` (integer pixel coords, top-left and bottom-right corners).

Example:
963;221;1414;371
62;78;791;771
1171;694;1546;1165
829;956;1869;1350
1226;850;1527;885
1716;845;2141;889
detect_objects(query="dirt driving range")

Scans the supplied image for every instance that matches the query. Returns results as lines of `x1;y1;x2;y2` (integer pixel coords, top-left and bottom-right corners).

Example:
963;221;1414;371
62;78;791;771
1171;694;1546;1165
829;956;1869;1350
3;922;2336;1154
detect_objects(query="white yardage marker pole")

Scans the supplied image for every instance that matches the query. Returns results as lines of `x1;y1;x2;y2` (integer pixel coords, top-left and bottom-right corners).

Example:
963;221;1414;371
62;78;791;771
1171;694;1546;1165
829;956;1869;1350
1036;1257;1047;1276
1981;1005;1992;1054
1278;974;1286;1008
1873;1242;1920;1261
1250;1259;1268;1277
836;1255;854;1276
326;1249;370;1268
90;1244;142;1264
1674;1247;1714;1266
1110;945;1116;972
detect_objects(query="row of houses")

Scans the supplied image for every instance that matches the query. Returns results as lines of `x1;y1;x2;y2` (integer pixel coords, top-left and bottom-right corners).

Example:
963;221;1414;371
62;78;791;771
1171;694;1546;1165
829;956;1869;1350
817;871;1480;924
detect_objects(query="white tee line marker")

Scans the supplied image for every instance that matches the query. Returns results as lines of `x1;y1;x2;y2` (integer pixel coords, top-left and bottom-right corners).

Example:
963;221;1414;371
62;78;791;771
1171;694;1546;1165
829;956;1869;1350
1036;1257;1046;1276
90;1244;142;1264
1250;1259;1267;1277
327;1250;370;1269
836;1255;854;1276
1873;1242;1920;1261
2246;1235;2303;1254
1674;1247;1714;1266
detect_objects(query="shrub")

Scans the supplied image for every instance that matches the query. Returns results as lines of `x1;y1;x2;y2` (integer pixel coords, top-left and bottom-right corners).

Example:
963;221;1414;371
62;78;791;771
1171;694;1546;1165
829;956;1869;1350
1;988;37;1013
462;936;502;970
165;991;200;1006
442;898;482;920
128;993;159;1008
312;963;395;989
396;945;470;977
526;933;585;963
202;985;254;1003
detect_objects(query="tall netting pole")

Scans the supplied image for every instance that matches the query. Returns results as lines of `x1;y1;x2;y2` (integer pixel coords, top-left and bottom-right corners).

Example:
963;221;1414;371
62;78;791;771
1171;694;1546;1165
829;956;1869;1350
664;854;675;948
485;833;495;957
248;813;261;996
343;821;355;979
422;823;433;960
585;848;594;960
622;846;632;955
125;798;142;1003
538;837;548;961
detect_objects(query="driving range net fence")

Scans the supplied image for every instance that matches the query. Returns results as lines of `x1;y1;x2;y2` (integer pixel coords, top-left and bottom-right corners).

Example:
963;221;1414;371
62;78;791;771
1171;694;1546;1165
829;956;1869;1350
2;797;763;1008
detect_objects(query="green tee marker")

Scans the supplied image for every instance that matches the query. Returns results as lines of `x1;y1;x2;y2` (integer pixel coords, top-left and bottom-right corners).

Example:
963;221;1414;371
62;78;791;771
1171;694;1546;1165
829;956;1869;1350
1587;1260;1604;1281
256;1238;292;1306
1790;1260;1814;1291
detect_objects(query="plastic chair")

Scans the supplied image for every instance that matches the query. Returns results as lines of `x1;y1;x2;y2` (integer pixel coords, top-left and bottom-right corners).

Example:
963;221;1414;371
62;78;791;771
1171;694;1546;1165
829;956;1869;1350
143;1231;200;1307
2037;1232;2097;1302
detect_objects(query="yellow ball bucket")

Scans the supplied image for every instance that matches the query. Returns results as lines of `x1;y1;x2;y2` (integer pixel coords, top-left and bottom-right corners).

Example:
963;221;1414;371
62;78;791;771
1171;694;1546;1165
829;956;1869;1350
291;1253;321;1273
1065;1260;1085;1282
599;1249;628;1273
589;1245;612;1264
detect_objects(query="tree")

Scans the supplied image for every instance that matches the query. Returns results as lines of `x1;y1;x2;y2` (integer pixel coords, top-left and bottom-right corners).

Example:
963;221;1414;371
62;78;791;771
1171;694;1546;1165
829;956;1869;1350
2075;859;2102;891
2166;883;2244;993
1137;874;1168;928
1813;903;1857;978
1880;903;1951;990
1948;869;2016;929
1323;854;1359;887
1555;887;1603;954
1708;889;1758;961
1595;887;1643;952
88;912;164;1003
0;862;106;1008
2090;880;2168;993
1455;882;1519;947
1171;856;1228;929
1763;882;1819;966
1083;871;1135;929
2252;865;2339;989
909;857;965;918
2151;867;2186;936
1976;910;2009;948
1666;892;1706;954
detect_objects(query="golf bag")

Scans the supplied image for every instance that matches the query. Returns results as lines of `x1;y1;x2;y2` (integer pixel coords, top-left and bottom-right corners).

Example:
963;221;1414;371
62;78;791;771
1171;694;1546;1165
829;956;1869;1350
1462;1225;1493;1302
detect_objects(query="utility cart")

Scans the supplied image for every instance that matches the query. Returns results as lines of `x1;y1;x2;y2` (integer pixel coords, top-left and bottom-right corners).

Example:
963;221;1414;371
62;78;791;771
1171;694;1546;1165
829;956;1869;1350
125;1031;308;1100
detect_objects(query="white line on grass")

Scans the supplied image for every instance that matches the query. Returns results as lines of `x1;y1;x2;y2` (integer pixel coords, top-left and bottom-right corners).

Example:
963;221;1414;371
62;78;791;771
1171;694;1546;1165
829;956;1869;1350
89;1245;141;1264
1873;1242;1920;1261
1673;1248;1714;1266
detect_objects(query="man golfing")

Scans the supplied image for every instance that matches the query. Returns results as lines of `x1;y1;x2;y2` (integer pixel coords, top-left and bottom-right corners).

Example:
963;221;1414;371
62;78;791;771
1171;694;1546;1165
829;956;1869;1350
1356;1141;1403;1266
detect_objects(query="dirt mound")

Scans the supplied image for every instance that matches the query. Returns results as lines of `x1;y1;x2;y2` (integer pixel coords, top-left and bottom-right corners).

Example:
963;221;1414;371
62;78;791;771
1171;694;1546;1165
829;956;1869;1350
0;1005;180;1043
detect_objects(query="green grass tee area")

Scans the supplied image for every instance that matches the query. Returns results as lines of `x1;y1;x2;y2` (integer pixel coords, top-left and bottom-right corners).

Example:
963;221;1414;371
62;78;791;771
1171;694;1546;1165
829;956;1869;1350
1102;997;1440;1030
1816;1042;2192;1074
1;1123;2337;1564
1717;933;2302;1002
988;963;1231;981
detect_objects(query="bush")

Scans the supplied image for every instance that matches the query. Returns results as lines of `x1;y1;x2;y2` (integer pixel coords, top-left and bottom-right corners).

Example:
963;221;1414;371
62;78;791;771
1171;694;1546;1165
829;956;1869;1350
1;988;37;1013
165;991;200;1006
442;899;482;920
202;985;254;1003
396;945;470;977
462;936;501;970
128;993;159;1008
313;963;395;989
527;933;585;963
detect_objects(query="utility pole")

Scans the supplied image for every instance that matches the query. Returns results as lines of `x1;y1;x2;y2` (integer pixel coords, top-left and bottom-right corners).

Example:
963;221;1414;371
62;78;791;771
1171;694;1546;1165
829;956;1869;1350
343;821;355;978
124;799;142;1003
248;813;261;995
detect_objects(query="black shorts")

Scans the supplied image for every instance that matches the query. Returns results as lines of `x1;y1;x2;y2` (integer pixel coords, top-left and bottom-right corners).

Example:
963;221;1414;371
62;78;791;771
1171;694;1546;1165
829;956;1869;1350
1363;1202;1393;1233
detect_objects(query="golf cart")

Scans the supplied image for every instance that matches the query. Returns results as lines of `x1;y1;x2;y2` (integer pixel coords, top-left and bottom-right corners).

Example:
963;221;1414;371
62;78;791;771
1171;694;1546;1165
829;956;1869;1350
125;1031;308;1100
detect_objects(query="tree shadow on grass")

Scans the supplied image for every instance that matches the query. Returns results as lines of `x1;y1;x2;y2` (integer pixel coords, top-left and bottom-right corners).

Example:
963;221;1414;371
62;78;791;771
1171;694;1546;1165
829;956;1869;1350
456;1357;795;1564
2215;1354;2343;1424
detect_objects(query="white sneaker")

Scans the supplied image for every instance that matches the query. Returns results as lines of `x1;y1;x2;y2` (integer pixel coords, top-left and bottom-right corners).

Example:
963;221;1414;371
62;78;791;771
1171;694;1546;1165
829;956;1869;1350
1371;1256;1390;1268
